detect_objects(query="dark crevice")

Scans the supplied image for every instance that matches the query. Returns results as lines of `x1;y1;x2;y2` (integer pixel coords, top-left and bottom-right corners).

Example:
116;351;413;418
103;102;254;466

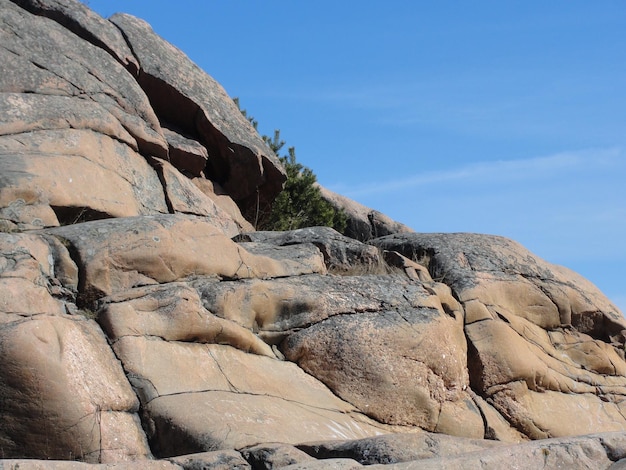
50;206;111;226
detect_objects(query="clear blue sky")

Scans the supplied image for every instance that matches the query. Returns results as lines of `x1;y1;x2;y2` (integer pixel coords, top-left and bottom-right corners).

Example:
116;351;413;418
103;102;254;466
88;1;626;313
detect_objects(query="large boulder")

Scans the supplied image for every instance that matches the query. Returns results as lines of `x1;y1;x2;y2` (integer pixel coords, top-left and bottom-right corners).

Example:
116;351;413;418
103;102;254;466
372;232;626;439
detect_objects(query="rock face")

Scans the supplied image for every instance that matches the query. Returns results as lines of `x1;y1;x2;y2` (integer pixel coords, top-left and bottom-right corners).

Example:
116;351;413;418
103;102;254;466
1;1;626;469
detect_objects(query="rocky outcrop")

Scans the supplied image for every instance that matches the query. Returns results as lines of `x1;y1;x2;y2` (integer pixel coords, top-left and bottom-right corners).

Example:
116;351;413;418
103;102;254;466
1;1;626;468
317;184;414;242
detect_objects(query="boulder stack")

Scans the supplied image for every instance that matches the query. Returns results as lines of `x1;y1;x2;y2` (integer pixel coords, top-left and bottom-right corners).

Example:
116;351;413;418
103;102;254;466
1;1;625;468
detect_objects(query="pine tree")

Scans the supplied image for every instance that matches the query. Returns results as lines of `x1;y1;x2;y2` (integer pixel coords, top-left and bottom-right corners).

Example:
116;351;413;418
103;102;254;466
233;99;346;232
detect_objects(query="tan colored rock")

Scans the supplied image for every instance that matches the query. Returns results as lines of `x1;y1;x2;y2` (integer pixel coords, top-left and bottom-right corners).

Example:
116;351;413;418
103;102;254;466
0;232;76;320
192;178;254;232
149;158;241;237
235;226;382;273
373;232;626;440
162;127;208;178
298;432;503;465
168;450;250;469
0;316;148;462
367;433;623;470
0;0;167;157
45;214;325;303
112;340;388;455
109;13;286;214
0;129;167;227
11;0;140;74
0;461;181;470
283;306;482;438
196;273;447;338
99;283;274;358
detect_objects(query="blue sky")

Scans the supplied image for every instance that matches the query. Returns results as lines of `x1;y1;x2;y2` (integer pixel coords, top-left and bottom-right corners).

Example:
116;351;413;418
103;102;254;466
87;1;626;313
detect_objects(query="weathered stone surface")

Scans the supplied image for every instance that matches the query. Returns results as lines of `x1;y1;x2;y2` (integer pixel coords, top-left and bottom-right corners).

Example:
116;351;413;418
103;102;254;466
162;127;208;178
0;232;71;320
109;13;286;213
195;273;448;338
234;226;382;273
168;450;250;470
317;185;413;242
98;283;275;358
372;232;626;439
149;158;241;237
0;461;181;469
112;340;388;456
45;214;324;305
3;1;626;466
283;307;482;438
298;432;503;465
0;0;167;156
281;459;363;469
0;316;148;462
0;129;168;227
9;0;140;73
367;433;626;469
241;443;315;470
192;178;254;232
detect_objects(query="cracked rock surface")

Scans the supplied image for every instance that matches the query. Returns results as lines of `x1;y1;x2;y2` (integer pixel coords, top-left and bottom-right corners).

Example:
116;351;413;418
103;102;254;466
1;1;626;468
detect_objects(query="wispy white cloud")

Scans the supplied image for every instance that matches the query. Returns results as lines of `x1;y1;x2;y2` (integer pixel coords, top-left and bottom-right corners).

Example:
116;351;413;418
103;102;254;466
334;147;623;198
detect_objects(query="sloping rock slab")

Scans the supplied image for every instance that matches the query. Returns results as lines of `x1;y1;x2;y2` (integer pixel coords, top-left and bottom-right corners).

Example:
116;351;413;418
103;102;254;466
9;0;140;73
318;185;413;242
109;13;286;211
168;450;250;470
0;0;166;156
111;340;389;456
0;316;148;462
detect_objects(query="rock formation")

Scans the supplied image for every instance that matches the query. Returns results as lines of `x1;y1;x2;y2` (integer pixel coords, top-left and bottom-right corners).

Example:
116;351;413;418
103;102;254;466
1;1;626;468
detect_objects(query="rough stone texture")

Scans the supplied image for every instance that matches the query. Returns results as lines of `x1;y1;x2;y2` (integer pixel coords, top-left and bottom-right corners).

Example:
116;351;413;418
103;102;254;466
0;128;168;228
109;13;286;213
317;185;413;242
298;432;503;465
9;0;140;74
45;214;325;304
192;178;254;232
367;433;626;470
112;340;390;456
0;0;167;156
0;461;181;469
234;226;382;273
162;127;209;178
241;443;315;469
98;283;276;358
2;1;626;468
372;232;626;439
0;316;149;462
168;450;250;470
148;157;241;237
